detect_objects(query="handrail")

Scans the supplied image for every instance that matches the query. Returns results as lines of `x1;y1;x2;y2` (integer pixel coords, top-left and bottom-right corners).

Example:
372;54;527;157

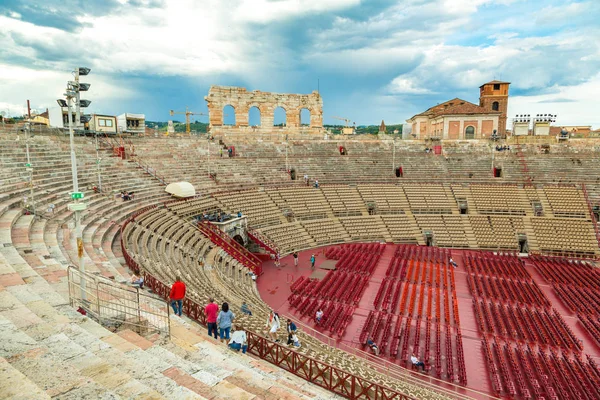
197;221;262;275
581;183;600;248
247;229;278;256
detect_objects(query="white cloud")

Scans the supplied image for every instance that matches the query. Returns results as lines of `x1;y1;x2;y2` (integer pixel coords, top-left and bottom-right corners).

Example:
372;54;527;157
233;0;360;23
388;77;433;94
508;73;600;128
0;63;137;117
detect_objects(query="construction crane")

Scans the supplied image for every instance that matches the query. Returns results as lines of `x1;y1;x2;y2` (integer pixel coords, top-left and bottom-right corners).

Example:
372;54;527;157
332;116;351;127
169;107;207;134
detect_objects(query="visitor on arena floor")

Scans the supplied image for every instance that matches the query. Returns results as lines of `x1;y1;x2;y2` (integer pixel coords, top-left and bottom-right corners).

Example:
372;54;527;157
411;354;426;372
241;301;252;316
449;258;458;268
310;254;316;270
205;298;219;339
228;325;247;354
169;276;186;317
366;338;379;356
293;251;298;267
315;309;324;325
266;310;281;342
217;302;235;343
286;319;297;345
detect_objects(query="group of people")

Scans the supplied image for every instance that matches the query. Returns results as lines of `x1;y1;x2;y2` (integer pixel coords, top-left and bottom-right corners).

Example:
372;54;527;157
495;145;511;151
168;277;300;355
121;191;134;201
274;252;316;270
365;337;426;371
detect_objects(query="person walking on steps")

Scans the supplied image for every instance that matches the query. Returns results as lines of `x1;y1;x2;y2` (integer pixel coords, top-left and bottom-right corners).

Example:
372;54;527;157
205;298;219;339
217;302;235;343
169;276;186;317
266;310;281;342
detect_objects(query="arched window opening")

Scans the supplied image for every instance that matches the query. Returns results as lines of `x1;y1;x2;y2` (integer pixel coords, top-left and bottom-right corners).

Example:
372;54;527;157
274;106;286;127
300;108;310;127
249;106;261;127
223;105;236;126
492;101;499;111
465;126;475;140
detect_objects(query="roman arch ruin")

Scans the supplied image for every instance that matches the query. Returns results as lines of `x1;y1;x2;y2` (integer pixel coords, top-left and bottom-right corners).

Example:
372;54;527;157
205;85;323;132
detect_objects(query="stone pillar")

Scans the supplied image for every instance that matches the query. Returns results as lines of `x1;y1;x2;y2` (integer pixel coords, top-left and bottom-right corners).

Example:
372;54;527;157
477;119;482;139
459;120;464;140
237;106;249;127
289;109;300;128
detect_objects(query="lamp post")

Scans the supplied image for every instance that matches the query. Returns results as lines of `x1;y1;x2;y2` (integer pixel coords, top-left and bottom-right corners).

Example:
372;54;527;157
392;135;397;173
58;66;91;301
95;134;102;192
24;123;36;217
285;134;289;172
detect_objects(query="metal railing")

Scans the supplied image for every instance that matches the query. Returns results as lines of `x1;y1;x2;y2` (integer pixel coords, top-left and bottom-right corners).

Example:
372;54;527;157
67;266;170;337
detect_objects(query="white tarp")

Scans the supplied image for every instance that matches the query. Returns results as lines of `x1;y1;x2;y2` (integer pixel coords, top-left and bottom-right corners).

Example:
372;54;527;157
165;182;195;198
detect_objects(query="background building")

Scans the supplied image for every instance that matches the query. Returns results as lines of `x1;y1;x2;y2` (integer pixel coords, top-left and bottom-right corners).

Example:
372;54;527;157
89;114;117;134
117;113;145;134
406;80;510;140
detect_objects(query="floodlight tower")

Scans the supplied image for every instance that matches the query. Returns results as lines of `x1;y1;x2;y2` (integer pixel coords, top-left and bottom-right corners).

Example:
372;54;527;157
533;114;556;136
511;114;531;137
57;66;92;300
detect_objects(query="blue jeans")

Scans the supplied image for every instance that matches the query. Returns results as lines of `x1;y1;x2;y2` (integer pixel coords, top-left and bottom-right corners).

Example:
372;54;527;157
171;299;182;316
207;323;218;339
229;342;247;354
220;327;231;340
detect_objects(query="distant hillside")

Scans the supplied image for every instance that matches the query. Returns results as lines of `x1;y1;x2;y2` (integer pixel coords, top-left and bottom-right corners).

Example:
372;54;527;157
324;124;403;135
145;121;402;135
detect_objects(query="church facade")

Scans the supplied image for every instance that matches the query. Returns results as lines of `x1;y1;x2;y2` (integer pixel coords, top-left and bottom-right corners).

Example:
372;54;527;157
407;81;510;140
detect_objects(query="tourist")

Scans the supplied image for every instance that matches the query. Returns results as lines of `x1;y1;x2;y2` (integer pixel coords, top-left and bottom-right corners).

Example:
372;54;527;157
314;179;319;188
130;273;144;288
275;252;281;268
205;298;219;339
449;258;457;268
293;251;298;267
169;276;186;317
265;310;281;342
310;254;316;270
228;325;247;354
366;338;379;356
290;333;301;347
315;309;324;325
241;301;252;316
411;354;425;371
286;319;297;345
217;302;235;343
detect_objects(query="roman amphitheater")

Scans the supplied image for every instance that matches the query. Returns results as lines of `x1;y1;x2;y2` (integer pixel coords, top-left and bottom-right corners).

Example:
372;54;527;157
2;86;600;400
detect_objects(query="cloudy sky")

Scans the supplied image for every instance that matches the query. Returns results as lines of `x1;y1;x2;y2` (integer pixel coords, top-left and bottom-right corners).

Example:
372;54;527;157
1;0;599;127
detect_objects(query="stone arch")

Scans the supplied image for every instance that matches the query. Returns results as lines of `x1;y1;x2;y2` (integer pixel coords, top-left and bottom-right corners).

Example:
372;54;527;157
465;125;475;139
274;106;287;127
300;108;311;127
492;101;499;111
223;105;236;126
205;86;323;130
248;106;261;127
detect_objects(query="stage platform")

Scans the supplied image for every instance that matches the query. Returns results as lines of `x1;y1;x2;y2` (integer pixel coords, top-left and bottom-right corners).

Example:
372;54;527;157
256;244;600;400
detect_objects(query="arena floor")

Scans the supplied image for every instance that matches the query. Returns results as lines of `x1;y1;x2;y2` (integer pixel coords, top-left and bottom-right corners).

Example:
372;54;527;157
257;244;600;399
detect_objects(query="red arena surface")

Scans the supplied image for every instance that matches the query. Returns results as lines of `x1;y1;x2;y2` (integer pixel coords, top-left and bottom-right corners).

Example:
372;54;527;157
257;244;600;400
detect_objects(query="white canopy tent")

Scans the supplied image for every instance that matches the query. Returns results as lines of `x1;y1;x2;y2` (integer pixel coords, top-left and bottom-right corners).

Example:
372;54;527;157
165;182;196;198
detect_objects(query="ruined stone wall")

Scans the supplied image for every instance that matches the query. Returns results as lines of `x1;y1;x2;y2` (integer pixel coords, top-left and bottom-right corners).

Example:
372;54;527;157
205;86;323;132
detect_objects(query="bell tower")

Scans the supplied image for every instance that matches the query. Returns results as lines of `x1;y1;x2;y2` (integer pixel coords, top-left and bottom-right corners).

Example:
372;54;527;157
479;80;510;135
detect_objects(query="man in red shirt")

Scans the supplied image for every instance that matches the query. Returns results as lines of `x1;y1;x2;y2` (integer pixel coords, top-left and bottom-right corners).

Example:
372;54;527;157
205;298;219;339
169;276;186;316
